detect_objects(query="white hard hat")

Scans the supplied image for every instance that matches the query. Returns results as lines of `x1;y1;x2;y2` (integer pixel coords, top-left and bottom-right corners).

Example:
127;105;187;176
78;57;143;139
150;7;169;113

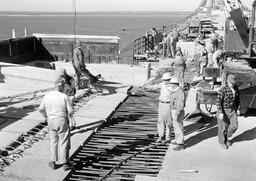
170;77;179;84
161;72;172;80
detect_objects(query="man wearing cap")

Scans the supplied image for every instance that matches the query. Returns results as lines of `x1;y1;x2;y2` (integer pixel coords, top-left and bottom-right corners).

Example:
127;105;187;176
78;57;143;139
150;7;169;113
58;68;76;131
72;40;101;89
156;72;173;143
38;78;74;171
169;77;186;151
216;74;240;149
172;47;186;88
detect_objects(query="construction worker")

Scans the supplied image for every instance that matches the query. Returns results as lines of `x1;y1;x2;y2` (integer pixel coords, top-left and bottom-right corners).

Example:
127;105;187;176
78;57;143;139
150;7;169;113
38;78;73;171
169;77;186;151
212;49;225;68
171;27;180;55
216;74;240;149
166;31;174;58
156;72;173;143
58;68;76;131
194;40;208;76
72;40;101;89
172;47;186;88
159;32;168;58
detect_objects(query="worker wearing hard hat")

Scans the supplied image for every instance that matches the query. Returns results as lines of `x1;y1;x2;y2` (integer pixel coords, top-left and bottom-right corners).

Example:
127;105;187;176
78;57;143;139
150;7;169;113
169;77;186;151
156;72;173;143
72;40;101;89
172;47;186;88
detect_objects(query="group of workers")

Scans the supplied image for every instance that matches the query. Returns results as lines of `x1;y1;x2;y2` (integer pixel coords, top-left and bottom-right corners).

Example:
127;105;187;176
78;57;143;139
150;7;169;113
38;40;101;171
145;26;180;59
194;30;225;77
155;29;240;151
156;71;240;151
34;28;240;172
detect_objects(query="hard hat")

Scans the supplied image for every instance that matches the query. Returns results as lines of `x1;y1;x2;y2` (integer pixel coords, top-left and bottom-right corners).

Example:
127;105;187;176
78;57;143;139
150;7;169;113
170;77;179;84
161;72;172;80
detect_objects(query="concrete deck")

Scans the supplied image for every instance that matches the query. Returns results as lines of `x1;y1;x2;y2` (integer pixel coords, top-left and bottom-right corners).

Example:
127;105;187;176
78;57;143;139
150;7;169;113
136;88;256;181
0;61;132;180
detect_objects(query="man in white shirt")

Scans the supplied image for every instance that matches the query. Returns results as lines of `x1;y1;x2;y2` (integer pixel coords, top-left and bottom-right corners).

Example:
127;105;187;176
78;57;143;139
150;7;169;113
38;78;74;171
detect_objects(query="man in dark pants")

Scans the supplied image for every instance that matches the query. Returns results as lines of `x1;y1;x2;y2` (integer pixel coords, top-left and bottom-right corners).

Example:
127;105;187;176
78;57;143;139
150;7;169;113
72;40;101;89
58;68;76;131
216;74;240;149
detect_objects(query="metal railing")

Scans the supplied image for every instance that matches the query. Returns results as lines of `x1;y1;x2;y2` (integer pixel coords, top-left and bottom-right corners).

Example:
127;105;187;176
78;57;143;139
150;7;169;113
131;0;206;65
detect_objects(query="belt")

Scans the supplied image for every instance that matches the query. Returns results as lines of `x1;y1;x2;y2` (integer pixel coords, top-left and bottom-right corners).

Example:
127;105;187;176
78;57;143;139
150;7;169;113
160;101;170;104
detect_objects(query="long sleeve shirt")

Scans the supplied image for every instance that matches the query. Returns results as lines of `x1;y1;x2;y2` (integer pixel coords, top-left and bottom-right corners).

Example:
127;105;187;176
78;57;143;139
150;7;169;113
216;85;240;113
159;83;173;102
73;47;85;66
173;55;186;67
170;87;185;112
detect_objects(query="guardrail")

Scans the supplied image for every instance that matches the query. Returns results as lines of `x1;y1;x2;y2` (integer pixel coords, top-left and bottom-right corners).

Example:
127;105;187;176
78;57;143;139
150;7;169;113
131;1;204;65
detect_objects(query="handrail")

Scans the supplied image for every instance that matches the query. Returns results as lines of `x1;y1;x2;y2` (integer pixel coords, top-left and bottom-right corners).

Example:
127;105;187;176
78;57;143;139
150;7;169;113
132;0;207;65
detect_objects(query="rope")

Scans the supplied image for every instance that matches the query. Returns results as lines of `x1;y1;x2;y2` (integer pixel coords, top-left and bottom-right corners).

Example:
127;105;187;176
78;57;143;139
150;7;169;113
72;0;78;43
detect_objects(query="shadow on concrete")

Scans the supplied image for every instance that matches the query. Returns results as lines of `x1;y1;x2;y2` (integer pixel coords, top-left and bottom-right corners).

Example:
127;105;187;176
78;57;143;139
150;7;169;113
184;116;217;149
0;104;39;130
94;81;127;96
243;109;256;117
231;126;256;144
70;120;105;137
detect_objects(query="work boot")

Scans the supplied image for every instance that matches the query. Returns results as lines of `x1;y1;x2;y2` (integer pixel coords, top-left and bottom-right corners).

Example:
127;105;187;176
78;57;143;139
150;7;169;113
173;144;184;151
48;161;57;170
226;140;232;147
63;162;72;171
220;144;228;150
90;74;101;84
156;137;163;143
170;140;178;145
165;137;171;143
70;126;76;131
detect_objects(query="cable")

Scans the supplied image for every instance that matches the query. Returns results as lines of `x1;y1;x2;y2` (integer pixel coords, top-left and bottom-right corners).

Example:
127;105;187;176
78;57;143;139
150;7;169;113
72;0;78;43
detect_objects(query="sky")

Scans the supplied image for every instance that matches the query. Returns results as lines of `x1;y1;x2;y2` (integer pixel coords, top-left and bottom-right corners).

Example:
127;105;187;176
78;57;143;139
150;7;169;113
0;0;254;12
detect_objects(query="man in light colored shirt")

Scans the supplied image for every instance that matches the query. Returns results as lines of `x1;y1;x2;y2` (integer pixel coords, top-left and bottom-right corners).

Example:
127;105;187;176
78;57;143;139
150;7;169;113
38;78;74;171
156;72;173;143
169;77;186;151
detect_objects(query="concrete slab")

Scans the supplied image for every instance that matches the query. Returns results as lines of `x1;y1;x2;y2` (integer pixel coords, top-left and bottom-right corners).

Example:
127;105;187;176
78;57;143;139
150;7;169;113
0;81;130;181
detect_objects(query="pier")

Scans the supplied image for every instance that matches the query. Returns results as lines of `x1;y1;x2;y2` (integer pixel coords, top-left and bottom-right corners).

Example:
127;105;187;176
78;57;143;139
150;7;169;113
1;0;256;181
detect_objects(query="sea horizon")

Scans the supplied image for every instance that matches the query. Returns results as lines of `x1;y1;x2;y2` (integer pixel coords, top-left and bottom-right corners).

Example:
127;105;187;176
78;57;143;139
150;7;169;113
0;12;189;63
0;11;192;16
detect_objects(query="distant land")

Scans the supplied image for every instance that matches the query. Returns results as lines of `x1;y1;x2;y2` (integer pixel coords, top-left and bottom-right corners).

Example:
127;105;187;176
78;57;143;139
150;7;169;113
0;11;193;16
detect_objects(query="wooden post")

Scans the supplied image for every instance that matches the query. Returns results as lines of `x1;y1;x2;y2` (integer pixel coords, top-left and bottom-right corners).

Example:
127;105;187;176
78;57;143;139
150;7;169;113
9;40;12;63
146;62;151;80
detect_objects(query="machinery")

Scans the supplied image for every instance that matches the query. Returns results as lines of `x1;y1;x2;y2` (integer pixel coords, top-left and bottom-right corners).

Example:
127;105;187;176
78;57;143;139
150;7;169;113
187;18;214;39
191;0;256;116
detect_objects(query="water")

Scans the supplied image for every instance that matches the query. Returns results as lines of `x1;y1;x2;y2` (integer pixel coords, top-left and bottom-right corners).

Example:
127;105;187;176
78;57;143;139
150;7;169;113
0;12;189;63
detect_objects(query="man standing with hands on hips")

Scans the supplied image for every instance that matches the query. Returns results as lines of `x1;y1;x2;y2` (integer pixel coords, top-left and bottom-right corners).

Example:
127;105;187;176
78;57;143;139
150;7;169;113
216;74;240;149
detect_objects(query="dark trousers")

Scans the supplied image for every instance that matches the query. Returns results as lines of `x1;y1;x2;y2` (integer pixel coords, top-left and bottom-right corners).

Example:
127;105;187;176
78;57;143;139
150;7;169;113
217;109;238;145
